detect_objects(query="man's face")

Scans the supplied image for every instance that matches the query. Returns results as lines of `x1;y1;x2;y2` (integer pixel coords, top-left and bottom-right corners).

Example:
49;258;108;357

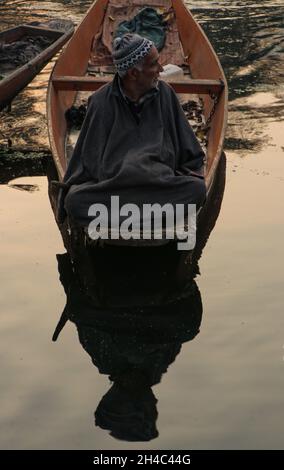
135;46;163;93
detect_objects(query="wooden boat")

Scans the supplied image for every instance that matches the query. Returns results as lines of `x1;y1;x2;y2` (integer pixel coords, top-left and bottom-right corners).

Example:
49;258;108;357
47;0;228;250
0;21;74;111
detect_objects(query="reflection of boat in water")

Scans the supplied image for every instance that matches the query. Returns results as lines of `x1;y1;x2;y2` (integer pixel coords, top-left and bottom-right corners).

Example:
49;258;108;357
0;20;74;111
52;154;226;442
47;0;227;249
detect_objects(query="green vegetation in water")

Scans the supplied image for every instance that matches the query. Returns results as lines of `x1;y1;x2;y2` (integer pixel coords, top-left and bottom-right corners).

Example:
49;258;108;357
0;148;51;184
224;137;262;151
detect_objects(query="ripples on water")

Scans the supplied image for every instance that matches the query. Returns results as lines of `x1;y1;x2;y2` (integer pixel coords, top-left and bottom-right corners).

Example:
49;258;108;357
0;1;89;28
192;1;284;97
189;0;284;151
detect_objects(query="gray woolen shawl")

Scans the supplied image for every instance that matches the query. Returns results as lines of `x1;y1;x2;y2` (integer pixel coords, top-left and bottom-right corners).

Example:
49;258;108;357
60;75;205;225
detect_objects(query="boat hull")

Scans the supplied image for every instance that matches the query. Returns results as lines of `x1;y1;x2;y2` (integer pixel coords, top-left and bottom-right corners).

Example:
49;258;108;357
47;0;228;250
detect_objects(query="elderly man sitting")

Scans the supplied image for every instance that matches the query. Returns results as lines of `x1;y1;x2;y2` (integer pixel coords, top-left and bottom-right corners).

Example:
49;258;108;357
59;33;206;229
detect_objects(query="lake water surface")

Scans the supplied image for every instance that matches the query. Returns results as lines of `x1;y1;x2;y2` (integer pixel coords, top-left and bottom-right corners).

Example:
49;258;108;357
0;0;284;450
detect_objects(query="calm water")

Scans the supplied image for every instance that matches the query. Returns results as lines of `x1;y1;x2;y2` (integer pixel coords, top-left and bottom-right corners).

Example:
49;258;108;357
0;0;284;450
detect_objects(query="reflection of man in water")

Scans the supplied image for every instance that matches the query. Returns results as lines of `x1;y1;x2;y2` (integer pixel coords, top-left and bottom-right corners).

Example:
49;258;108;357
78;288;202;442
77;325;184;441
55;251;202;441
94;369;159;441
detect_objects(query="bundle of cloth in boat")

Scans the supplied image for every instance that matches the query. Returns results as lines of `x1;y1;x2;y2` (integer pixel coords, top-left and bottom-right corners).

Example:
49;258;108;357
0;36;53;70
114;7;166;51
89;0;184;68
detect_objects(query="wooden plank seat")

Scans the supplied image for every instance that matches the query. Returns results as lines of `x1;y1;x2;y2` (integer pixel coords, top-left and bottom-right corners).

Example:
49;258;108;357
51;76;224;95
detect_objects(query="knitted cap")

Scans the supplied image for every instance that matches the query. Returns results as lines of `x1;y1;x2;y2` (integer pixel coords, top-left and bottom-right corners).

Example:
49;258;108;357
112;33;153;72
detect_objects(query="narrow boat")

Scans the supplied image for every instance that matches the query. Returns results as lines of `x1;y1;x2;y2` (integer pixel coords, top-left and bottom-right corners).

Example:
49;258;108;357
0;21;74;111
47;0;228;250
